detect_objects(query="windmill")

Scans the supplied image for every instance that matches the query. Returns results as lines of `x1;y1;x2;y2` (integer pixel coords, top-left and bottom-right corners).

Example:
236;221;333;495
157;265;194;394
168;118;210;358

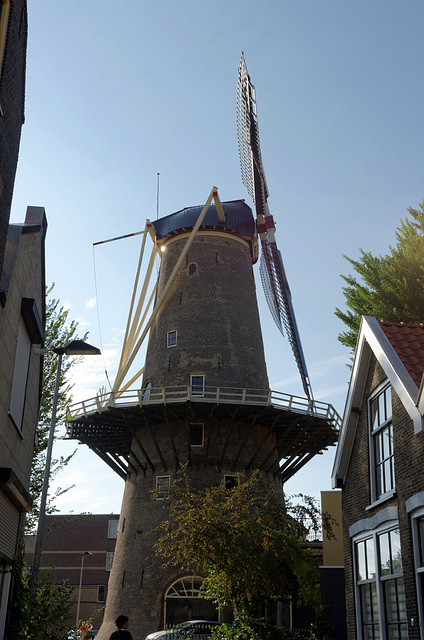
237;53;313;400
66;56;340;640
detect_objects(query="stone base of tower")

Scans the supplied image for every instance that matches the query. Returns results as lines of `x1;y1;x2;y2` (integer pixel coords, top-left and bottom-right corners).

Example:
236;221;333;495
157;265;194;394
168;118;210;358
95;416;283;640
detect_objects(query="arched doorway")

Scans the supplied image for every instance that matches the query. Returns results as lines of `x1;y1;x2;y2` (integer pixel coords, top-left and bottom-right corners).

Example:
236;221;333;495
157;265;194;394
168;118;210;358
164;576;221;627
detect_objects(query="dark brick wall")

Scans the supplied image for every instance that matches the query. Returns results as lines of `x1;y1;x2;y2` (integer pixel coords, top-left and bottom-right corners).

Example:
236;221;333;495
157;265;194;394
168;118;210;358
98;418;283;640
99;225;280;640
342;353;424;640
25;515;118;630
143;232;269;391
0;0;27;277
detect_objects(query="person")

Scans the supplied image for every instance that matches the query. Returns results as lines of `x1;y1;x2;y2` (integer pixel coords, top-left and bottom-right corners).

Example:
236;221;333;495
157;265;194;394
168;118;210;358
109;615;133;640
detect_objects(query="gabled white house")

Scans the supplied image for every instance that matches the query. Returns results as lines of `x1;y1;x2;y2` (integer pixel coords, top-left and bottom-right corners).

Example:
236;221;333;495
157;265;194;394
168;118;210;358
332;316;424;640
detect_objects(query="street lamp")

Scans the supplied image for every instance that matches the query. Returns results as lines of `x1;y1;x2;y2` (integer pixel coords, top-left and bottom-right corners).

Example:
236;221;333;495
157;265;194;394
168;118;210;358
76;551;93;625
31;340;101;583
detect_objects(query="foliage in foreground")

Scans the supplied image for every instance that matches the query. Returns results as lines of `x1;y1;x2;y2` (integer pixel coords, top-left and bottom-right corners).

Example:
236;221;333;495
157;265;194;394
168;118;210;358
6;548;74;640
335;201;424;352
26;284;88;533
153;471;328;617
210;610;335;640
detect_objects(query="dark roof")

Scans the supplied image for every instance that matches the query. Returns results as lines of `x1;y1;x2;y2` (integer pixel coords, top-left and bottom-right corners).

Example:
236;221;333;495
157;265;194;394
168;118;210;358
152;199;255;239
380;321;424;388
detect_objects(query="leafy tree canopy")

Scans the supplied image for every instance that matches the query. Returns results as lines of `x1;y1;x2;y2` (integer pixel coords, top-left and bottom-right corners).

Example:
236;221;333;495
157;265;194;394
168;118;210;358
153;471;327;618
26;284;88;533
335;202;424;352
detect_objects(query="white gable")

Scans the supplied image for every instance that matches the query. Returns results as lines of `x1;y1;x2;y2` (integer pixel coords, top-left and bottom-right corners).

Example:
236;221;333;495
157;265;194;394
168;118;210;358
332;316;423;488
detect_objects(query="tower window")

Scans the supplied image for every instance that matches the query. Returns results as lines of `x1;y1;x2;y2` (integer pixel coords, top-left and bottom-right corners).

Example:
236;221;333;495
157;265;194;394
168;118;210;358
188;263;197;276
155;475;170;500
167;330;177;347
190;375;204;396
190;423;204;447
143;380;152;401
224;475;240;490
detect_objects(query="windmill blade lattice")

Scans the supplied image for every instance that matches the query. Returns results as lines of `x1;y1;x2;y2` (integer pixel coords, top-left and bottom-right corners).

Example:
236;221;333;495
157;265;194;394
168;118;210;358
237;53;313;400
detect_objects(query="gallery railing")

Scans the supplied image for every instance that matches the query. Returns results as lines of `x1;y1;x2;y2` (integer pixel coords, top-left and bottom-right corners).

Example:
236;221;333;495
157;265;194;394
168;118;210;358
66;385;341;429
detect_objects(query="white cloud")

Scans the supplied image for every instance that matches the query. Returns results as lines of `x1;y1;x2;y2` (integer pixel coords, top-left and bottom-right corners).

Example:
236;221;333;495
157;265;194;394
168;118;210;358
85;297;97;310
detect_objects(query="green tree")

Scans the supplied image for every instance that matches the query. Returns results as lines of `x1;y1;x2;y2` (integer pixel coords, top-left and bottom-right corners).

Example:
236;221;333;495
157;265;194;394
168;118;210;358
26;284;88;533
6;547;75;640
335;201;424;352
153;471;323;619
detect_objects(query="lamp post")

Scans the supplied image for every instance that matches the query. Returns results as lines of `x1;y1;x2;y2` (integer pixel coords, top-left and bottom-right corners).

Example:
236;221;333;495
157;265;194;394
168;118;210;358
76;551;93;625
31;340;101;583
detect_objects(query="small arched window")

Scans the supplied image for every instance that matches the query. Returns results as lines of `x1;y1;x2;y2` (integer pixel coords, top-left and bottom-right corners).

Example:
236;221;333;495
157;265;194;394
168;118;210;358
188;263;197;276
143;380;152;401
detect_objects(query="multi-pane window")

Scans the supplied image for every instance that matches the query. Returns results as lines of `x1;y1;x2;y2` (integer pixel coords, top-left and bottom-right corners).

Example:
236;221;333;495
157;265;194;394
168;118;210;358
108;518;119;538
369;384;394;500
411;513;424;635
190;423;204;447
106;551;114;572
190;375;204;396
155;475;170;500
167;330;177;347
355;528;407;640
356;538;379;640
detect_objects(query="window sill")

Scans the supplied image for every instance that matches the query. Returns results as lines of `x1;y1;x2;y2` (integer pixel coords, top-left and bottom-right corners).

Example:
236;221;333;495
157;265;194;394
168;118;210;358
366;490;396;511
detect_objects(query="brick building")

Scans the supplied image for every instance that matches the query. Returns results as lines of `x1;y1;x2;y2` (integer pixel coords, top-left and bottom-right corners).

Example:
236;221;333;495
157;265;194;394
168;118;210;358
0;0;27;277
25;514;119;633
332;316;424;640
0;3;48;639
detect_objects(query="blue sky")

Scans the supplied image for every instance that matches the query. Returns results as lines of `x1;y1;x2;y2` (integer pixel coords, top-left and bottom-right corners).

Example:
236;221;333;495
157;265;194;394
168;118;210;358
11;0;424;513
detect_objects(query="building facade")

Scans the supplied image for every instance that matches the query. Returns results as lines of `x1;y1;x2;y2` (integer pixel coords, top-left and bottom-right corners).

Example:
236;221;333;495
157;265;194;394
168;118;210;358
333;316;424;640
0;206;46;638
25;514;119;633
0;0;27;277
0;3;47;639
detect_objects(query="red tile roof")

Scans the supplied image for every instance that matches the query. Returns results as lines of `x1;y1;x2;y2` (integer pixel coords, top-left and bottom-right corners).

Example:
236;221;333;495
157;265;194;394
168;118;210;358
380;321;424;388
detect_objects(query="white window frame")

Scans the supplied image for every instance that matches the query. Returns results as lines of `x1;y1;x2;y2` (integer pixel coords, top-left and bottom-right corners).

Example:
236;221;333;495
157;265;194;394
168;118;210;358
107;518;119;539
408;498;424;640
368;382;395;504
190;375;205;397
353;521;406;640
155;475;170;500
167;330;177;348
106;551;114;572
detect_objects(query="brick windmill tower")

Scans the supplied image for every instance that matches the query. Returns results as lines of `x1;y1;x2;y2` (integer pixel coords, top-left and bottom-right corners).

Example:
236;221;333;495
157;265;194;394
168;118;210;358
67;57;340;639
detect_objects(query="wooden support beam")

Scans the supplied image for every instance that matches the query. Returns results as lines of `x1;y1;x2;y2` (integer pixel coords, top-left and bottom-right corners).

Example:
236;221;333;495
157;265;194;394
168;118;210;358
114;186;220;392
162;406;180;471
141;408;167;472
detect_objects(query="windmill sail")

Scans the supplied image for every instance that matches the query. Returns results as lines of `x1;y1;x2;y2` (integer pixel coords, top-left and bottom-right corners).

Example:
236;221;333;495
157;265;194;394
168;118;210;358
237;53;313;400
